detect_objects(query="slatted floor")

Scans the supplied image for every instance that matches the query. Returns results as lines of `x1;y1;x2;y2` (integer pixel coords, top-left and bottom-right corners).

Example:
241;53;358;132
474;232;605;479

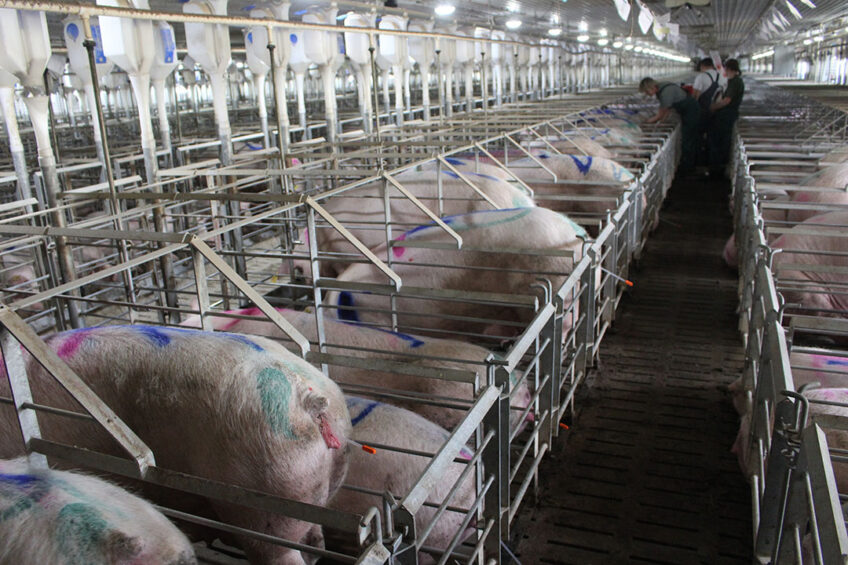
511;173;752;564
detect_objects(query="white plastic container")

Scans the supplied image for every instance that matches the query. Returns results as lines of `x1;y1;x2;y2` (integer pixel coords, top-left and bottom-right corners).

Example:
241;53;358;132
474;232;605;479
489;29;505;105
64;15;115;164
150;21;179;156
97;0;160;179
435;24;456;117
473;27;490;108
0;69;33;202
408;19;435;120
377;14;407;125
303;5;343;141
248;2;292;148
288;29;310;137
344;11;376;132
183;0;233;163
454;26;475;112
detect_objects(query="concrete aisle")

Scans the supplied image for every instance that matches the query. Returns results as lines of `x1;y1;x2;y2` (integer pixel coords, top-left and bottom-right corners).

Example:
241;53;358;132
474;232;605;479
512;173;752;564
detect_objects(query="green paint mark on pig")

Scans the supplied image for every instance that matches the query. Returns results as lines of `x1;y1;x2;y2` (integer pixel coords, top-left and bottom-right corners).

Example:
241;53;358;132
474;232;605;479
56;503;108;561
257;367;297;438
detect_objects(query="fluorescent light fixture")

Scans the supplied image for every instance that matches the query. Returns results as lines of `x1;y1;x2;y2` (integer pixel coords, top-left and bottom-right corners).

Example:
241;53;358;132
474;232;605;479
612;40;623;48
599;28;608;37
799;0;816;7
547;28;563;37
578;21;588;32
577;34;589;42
598;38;609;46
752;49;775;60
814;35;823;42
506;1;519;12
434;4;455;16
506;19;522;29
785;0;803;20
803;38;812;45
634;45;643;52
624;44;634;50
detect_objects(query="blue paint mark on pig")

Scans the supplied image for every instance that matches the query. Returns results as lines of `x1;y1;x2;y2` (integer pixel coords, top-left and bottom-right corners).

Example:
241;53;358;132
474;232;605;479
337;291;360;323
568;154;593;175
346;397;380;426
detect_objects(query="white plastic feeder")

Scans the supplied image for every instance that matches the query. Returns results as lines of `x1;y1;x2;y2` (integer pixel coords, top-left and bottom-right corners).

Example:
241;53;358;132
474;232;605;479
0;8;58;197
344;11;376;133
64;15;114;166
247;2;292;150
473;27;490;108
302;5;344;143
515;38;530;100
288;29;310;138
150;22;179;159
407;19;435;120
528;43;540;100
454;26;474;112
0;69;32;202
183;0;234;164
489;29;505;106
505;33;519;102
435;23;456;117
96;0;161;180
377;14;408;126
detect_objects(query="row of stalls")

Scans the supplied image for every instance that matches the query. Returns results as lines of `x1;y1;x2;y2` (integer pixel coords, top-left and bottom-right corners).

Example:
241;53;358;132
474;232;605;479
0;2;690;564
730;78;848;563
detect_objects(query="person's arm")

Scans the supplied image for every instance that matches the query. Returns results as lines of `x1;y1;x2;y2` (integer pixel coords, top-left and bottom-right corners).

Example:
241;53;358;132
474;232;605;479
710;96;731;112
644;107;671;124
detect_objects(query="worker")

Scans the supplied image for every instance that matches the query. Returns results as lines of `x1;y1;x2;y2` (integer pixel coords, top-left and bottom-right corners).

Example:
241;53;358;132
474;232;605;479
639;77;701;174
708;58;745;179
692;58;726;166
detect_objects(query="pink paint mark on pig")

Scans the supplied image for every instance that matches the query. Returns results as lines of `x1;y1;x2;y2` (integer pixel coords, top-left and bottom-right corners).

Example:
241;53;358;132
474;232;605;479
319;413;342;449
795;192;811;203
459;448;473;461
221;319;243;331
393;233;407;259
57;328;95;359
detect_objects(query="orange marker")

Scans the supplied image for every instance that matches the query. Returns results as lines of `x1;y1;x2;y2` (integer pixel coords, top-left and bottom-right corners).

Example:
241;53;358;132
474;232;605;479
600;267;634;287
361;445;377;455
559;423;570;430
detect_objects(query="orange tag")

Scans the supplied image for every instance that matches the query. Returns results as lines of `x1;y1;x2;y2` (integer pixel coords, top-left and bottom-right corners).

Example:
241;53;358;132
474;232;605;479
362;445;377;455
559;423;570;430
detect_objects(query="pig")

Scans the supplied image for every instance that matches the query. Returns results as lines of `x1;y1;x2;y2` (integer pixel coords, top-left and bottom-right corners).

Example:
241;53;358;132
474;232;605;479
732;388;848;493
180;307;533;432
728;349;848;415
784;162;848;224
0;325;350;565
820;146;848;165
517;136;614;159
771;210;848;316
0;253;44;313
506;153;646;233
723;187;792;269
282;157;536;280
0;457;196;565
327;398;476;565
323;207;585;340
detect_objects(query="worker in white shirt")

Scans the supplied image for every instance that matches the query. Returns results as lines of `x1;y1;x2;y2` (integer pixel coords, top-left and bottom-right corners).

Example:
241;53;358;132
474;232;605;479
691;58;727;170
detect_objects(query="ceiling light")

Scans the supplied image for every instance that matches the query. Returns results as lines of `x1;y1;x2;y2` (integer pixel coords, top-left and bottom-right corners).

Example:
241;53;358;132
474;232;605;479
799;0;816;7
784;0;803;20
814;35;823;41
802;38;812;44
624;44;634;50
752;49;774;60
599;28;608;37
577;34;589;42
506;1;519;12
612;40;623;48
598;38;609;46
578;21;588;32
548;28;562;37
634;45;643;52
434;4;455;16
506;19;522;29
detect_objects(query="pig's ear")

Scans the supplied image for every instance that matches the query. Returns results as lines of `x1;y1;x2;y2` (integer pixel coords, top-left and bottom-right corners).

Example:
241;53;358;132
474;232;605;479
103;530;142;562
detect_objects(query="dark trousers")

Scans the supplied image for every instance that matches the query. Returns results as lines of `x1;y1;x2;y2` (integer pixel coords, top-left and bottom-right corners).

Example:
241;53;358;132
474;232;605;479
708;108;738;173
673;97;701;172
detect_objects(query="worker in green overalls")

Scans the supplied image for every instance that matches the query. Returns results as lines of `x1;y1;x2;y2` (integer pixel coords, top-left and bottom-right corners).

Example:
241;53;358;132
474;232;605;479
708;59;745;180
639;77;701;175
